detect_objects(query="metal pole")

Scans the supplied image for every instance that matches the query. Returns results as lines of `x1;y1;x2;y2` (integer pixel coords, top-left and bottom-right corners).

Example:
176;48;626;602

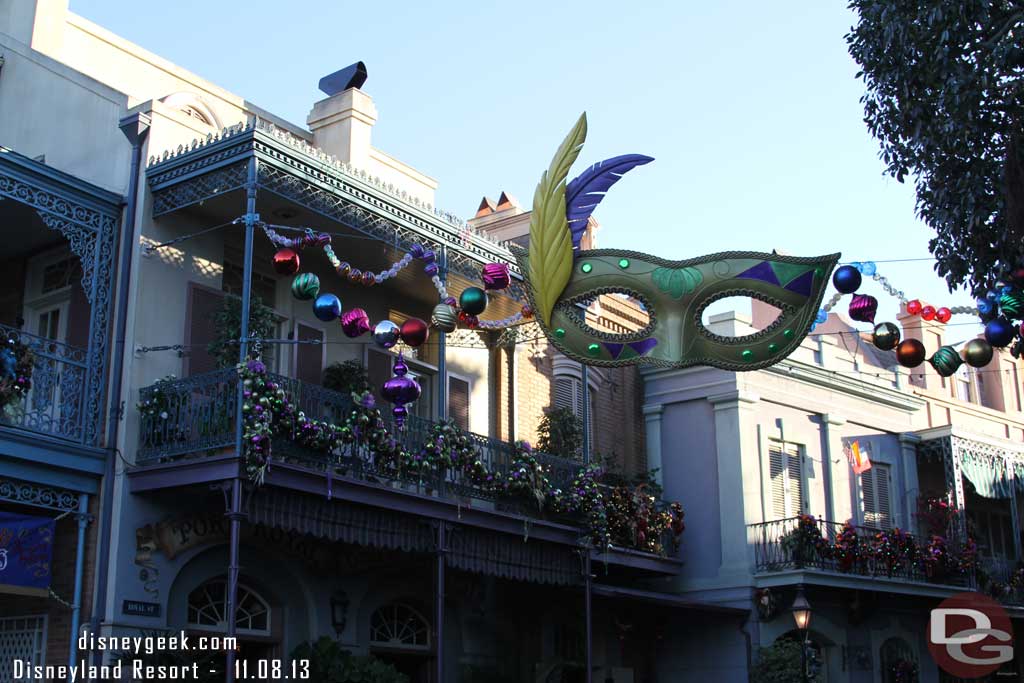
584;552;592;683
800;632;808;683
581;364;591;465
225;157;258;683
437;246;448;421
68;493;89;675
435;523;446;683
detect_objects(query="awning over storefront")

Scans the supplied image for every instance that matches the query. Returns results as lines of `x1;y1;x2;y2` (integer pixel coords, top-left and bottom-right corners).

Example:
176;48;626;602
960;452;1013;499
248;489;582;586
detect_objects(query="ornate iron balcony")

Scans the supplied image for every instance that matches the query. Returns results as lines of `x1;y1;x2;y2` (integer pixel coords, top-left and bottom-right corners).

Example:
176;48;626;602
0;324;90;444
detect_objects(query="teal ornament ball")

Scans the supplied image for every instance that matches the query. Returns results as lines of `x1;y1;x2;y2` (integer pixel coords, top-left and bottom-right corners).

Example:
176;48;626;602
459;287;488;316
291;273;321;301
962;338;994;368
929;345;963;377
871;322;901;351
999;291;1024;320
313;293;341;322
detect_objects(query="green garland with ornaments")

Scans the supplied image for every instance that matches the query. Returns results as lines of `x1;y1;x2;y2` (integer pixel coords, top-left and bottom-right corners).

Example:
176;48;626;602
235;359;684;553
0;336;33;411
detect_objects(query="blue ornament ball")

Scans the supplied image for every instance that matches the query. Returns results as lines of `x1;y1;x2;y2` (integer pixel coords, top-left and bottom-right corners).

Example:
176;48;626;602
313;293;342;322
977;298;994;316
984;317;1016;348
860;261;877;276
832;265;862;294
815;309;828;324
986;289;999;301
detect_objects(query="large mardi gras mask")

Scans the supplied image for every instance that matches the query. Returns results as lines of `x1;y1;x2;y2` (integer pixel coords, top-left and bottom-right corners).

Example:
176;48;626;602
512;114;840;371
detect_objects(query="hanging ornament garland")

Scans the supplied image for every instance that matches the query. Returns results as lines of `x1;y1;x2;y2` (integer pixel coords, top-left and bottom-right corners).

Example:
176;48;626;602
0;336;33;411
815;260;1019;376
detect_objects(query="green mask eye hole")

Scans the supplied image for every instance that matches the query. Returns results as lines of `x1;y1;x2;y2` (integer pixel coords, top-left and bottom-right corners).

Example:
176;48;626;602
556;289;655;342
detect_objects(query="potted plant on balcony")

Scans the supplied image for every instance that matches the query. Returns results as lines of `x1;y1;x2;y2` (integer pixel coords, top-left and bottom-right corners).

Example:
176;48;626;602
780;515;830;567
208;295;277;369
833;520;865;573
536;407;583;460
872;527;918;577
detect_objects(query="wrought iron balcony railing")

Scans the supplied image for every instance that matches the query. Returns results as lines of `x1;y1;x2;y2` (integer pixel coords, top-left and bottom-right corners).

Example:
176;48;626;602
136;371;681;557
0;324;90;444
749;517;973;588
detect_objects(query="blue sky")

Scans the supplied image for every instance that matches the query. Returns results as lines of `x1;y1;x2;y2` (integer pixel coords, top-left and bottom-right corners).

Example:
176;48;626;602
73;0;982;342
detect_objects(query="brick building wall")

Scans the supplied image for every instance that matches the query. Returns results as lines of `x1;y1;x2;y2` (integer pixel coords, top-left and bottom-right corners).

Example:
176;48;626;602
3;494;99;668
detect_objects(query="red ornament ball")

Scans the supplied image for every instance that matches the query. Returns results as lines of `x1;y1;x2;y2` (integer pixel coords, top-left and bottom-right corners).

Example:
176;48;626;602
521;305;534;320
920;305;936;321
935;307;952;324
906;299;923;315
400;317;430;348
896;338;927;367
272;248;301;276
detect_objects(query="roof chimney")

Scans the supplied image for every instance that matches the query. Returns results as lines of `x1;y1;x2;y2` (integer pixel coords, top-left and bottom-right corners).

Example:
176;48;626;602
307;63;377;166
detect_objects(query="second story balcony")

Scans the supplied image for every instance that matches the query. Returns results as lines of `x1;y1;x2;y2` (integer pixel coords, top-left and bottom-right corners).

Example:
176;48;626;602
132;368;685;566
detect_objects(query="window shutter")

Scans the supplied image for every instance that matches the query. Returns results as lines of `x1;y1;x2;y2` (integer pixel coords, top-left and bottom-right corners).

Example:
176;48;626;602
294;323;324;385
770;446;787;519
554;377;576;412
186;285;225;376
367;351;392;405
448;377;470;430
862;464;892;529
769;443;803;519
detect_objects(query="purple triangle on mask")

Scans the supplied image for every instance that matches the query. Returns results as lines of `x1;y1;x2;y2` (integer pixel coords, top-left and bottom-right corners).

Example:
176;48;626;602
628;338;658;356
736;261;780;285
604;342;624;359
784;270;814;297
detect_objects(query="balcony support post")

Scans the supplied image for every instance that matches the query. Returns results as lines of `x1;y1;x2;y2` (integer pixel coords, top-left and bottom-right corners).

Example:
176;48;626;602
1008;456;1021;560
225;157;258;683
584;550;593;683
68;493;89;671
437;246;448;421
581;365;591;465
434;521;447;683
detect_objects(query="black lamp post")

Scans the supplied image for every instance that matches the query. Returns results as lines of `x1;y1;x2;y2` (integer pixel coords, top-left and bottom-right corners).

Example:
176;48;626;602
791;586;812;683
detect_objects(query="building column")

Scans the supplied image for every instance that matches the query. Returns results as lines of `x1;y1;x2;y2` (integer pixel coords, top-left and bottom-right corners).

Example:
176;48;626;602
642;404;664;486
1007;456;1021;559
68;493;90;672
708;390;760;577
898;433;922;533
821;414;852;524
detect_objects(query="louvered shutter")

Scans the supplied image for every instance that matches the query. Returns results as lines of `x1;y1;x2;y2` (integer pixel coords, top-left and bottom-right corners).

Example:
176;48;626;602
294;323;324;385
770;446;787;518
769;443;803;519
367;351;392;405
449;377;470;430
862;464;892;529
186;285;225;376
554;377;576;412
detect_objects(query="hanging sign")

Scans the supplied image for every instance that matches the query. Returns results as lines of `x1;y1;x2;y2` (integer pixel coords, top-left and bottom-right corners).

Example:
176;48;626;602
0;511;55;595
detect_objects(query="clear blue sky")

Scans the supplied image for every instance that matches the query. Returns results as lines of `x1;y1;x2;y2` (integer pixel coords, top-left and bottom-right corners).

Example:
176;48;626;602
73;0;981;342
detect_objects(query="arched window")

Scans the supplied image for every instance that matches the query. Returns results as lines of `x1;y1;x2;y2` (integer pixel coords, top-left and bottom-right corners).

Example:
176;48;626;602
159;92;223;129
369;602;430;650
186;579;270;635
880;637;918;683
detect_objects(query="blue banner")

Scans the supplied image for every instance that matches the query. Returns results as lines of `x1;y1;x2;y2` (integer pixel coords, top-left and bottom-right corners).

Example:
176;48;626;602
0;511;55;592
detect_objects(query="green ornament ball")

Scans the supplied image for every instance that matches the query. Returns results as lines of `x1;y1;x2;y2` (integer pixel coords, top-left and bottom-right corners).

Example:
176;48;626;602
929;345;963;378
1000;291;1024;320
963;338;994;368
291;273;321;301
460;287;488;316
871;322;901;351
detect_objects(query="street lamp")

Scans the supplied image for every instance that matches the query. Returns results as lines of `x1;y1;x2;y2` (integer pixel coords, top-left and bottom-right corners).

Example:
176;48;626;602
791;586;812;683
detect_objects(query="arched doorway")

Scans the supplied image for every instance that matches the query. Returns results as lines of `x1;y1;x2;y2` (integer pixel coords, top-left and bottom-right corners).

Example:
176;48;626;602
369;601;432;682
186;578;279;664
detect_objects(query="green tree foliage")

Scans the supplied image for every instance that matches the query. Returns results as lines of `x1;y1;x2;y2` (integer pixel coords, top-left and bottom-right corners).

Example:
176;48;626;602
846;2;1024;295
290;637;409;683
536;406;583;459
751;639;819;683
208;295;277;368
323;360;371;396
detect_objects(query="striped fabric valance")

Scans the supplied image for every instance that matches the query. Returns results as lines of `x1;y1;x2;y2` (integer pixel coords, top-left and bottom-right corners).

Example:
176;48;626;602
960;453;1013;499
